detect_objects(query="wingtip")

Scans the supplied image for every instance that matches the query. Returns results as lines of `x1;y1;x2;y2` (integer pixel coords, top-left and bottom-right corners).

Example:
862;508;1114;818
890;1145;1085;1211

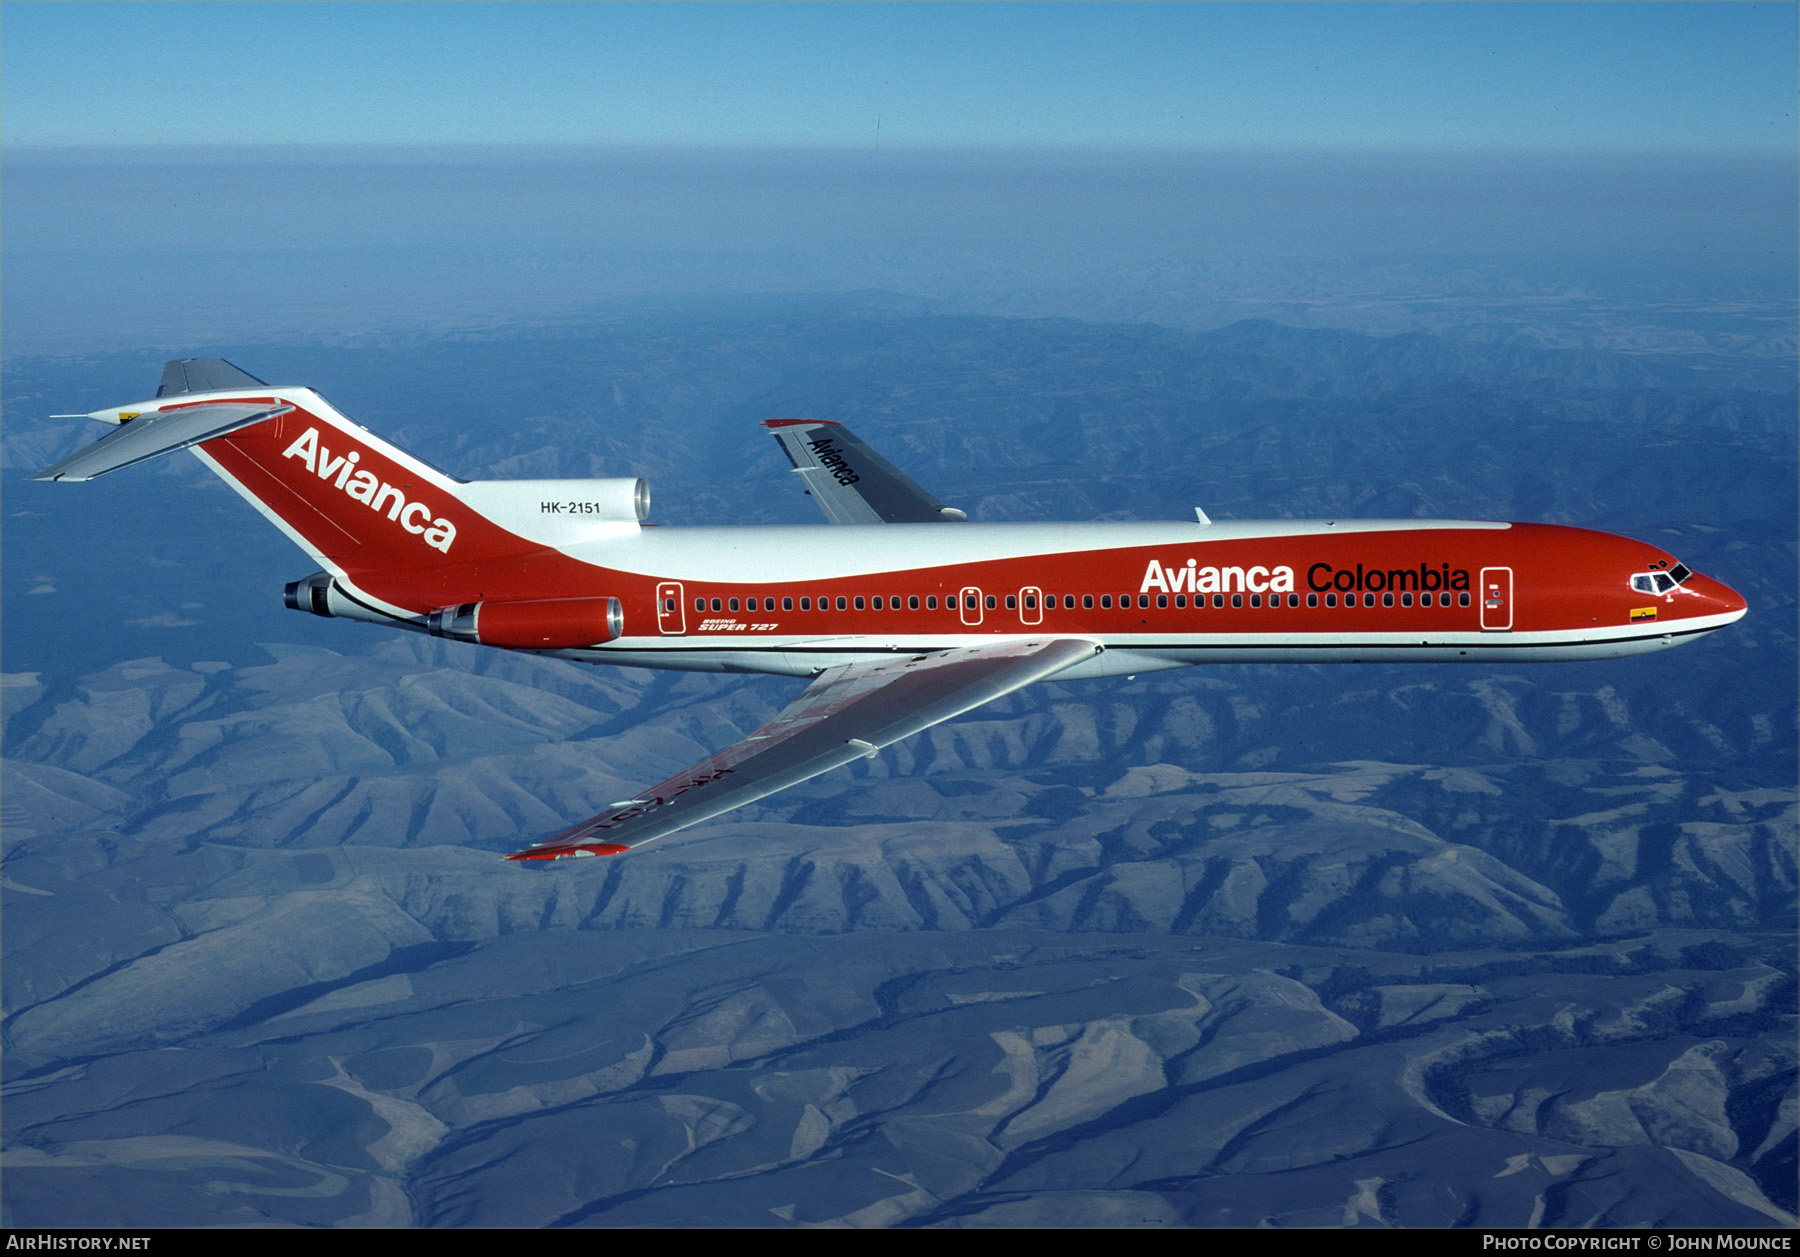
505;842;631;862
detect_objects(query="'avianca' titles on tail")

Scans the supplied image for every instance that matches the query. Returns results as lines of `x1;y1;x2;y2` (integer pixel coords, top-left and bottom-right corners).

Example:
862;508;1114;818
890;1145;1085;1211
39;358;1749;862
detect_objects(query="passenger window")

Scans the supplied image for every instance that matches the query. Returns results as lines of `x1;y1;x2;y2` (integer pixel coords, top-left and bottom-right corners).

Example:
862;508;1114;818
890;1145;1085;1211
1175;594;1186;608
1383;593;1393;607
855;596;865;610
1101;595;1113;609
1213;594;1225;608
711;598;722;612
800;597;811;610
1459;592;1471;607
1137;594;1149;609
1307;593;1318;608
694;597;705;611
1249;594;1261;608
783;597;793;611
1006;595;1016;610
1024;595;1036;609
1363;593;1376;607
1401;593;1412;607
1084;595;1095;609
909;596;919;610
872;596;883;610
747;598;758;612
729;598;739;612
837;596;847;610
1232;594;1243;608
1155;594;1166;608
927;596;937;609
1288;593;1300;608
1326;593;1337;607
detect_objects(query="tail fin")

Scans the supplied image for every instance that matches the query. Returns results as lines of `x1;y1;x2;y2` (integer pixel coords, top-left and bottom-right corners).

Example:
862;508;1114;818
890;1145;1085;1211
41;360;651;617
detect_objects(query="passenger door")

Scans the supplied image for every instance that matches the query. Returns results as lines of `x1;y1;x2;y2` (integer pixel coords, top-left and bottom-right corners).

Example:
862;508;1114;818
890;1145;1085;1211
959;586;983;627
1480;567;1513;631
1019;586;1043;626
657;581;686;635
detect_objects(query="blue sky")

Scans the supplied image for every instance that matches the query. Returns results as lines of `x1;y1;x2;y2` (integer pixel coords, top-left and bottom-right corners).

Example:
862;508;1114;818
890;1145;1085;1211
4;2;1794;151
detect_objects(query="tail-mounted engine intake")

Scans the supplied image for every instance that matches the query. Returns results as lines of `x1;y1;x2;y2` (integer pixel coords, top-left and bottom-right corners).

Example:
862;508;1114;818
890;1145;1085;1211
285;571;368;620
427;596;623;650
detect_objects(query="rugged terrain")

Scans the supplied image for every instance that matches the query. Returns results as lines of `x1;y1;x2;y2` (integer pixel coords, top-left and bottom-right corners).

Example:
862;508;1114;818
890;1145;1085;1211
4;306;1794;1226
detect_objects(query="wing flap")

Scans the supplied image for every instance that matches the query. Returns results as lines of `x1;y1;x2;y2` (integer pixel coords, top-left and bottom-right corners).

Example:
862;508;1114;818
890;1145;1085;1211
508;636;1100;860
766;419;966;524
33;401;294;482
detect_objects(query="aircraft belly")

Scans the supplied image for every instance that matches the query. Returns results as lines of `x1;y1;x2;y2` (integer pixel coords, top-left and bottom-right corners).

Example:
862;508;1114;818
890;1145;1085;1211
562;617;1717;675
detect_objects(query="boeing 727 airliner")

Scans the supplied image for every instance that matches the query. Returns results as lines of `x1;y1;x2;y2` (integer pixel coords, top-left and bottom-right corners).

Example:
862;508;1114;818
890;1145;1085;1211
38;358;1748;861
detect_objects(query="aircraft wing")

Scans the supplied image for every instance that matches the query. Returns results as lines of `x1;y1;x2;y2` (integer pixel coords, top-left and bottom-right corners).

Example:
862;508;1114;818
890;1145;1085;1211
765;419;967;524
33;401;294;482
507;636;1100;861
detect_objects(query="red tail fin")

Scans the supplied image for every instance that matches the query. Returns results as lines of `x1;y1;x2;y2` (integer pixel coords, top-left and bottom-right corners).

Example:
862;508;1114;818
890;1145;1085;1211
47;361;650;617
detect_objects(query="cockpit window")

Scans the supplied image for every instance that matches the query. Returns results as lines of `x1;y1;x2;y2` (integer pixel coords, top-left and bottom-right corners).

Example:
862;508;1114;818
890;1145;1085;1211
1629;563;1693;596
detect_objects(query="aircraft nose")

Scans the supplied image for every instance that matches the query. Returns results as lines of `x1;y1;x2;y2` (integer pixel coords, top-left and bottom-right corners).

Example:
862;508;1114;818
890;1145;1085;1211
1719;580;1748;617
1697;572;1748;619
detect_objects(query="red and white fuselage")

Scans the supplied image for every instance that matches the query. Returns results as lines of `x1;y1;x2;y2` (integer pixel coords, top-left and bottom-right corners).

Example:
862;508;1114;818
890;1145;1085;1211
168;388;1744;676
460;517;1745;678
42;367;1747;859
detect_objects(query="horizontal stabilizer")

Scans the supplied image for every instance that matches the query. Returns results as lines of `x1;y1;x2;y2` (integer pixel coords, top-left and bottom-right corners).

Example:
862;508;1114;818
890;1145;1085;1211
765;419;967;524
33;401;293;482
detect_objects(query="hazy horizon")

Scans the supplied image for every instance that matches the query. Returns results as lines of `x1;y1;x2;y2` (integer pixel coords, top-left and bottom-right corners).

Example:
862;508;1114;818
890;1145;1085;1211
6;145;1793;358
